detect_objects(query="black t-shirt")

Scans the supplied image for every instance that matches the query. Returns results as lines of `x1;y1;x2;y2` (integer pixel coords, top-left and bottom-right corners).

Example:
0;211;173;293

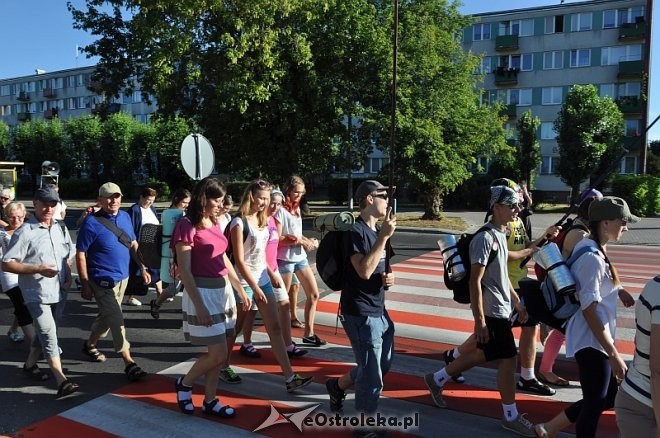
340;217;386;316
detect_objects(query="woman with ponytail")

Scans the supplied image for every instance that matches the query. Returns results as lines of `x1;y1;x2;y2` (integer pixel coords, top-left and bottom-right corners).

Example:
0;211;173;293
535;196;639;437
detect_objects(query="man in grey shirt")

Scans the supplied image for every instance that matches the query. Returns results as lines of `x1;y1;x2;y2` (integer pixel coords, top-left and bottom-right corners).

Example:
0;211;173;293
424;185;535;437
3;187;77;397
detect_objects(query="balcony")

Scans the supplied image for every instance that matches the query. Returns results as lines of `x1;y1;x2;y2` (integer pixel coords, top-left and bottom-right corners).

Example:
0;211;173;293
618;60;643;79
619;19;647;41
44;108;59;119
499;104;517;119
495;34;519;51
623;135;643;152
43;87;56;98
17;91;30;101
493;67;519;85
616;96;643;114
17;112;31;122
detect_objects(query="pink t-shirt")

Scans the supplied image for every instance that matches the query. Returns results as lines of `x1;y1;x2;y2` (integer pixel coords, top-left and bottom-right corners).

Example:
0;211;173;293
266;216;279;271
172;217;228;278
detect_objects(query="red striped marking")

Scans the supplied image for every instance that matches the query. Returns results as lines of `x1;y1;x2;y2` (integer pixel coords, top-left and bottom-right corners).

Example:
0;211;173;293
14;415;119;437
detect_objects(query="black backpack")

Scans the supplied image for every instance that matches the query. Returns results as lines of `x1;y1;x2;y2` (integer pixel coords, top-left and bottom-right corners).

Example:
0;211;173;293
316;230;350;291
223;215;249;262
442;226;498;304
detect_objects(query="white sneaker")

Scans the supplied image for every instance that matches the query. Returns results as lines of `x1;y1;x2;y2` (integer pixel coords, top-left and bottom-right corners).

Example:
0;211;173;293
125;297;143;306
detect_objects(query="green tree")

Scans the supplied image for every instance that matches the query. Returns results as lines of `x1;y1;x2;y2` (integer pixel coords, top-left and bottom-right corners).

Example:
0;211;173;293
99;112;145;182
648;140;660;177
150;116;196;188
13;119;67;186
0;121;10;159
63;115;103;180
516;110;541;186
555;84;624;202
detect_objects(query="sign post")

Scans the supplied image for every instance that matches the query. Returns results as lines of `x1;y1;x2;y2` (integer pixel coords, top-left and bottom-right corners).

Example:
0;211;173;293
180;133;215;180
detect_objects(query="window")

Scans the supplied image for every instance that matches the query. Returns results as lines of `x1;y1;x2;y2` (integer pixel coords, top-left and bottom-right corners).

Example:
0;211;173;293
0;85;9;96
500;19;534;36
601;44;642;65
570;13;593;31
545;15;564;34
476;156;490;173
52;77;63;89
604;7;646;28
509;89;532;106
473;23;491;41
620;156;636;174
625;119;641;136
68;98;77;110
132;91;143;103
542;87;563;105
476;57;491;75
619;82;641;97
570;49;591;67
541;122;557;140
543;51;563;69
600;83;616;98
540;156;558;174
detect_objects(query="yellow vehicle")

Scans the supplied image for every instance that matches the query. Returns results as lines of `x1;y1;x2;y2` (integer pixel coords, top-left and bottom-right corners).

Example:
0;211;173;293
0;161;25;198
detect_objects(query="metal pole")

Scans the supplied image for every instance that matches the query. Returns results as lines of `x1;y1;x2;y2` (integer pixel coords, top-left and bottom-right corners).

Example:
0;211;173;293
385;0;398;277
640;0;653;174
348;112;354;210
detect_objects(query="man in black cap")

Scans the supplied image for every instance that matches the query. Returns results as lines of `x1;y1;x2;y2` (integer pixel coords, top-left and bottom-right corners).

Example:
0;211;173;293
2;187;78;397
325;180;396;437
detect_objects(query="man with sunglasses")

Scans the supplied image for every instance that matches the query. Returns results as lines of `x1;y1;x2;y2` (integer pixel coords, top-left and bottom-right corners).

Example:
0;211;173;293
325;180;396;437
424;185;536;437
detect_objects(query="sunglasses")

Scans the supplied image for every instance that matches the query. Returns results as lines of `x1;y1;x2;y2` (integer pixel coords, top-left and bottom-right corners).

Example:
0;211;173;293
253;180;271;190
501;202;521;210
371;193;389;200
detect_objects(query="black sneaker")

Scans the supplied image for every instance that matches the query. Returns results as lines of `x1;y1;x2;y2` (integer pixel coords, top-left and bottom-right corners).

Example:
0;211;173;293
443;350;465;384
517;377;556;396
302;334;327;346
326;378;346;413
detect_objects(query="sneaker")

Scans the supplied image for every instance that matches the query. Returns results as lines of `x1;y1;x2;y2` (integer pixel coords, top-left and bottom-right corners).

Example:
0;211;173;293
443;350;465;384
517;377;556;396
166;297;174;302
326;378;346;413
239;344;261;358
125;297;142;306
501;413;535;437
219;367;242;384
8;329;24;343
423;373;447;408
149;299;160;319
286;374;314;393
287;343;308;358
301;334;327;346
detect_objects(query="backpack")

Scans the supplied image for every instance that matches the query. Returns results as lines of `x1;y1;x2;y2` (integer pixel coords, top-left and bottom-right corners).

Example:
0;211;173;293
223;215;249;262
443;226;498;304
533;218;589;281
522;245;601;332
316;230;350;291
137;223;163;269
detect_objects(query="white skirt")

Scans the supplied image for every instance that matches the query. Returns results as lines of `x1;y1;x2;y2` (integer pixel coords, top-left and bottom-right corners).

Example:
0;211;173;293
182;277;237;345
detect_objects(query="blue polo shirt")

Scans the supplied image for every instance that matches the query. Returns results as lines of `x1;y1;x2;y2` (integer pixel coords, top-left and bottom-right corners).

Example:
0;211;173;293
76;209;136;283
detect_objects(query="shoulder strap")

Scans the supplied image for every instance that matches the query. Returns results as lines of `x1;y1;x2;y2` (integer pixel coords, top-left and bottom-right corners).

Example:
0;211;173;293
92;211;132;249
566;245;600;266
476;226;499;267
241;216;249;242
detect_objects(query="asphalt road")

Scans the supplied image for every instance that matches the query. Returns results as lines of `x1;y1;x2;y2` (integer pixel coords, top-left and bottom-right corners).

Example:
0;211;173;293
0;207;438;435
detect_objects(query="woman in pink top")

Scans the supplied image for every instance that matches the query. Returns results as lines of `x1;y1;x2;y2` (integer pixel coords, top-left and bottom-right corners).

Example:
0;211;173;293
172;177;250;418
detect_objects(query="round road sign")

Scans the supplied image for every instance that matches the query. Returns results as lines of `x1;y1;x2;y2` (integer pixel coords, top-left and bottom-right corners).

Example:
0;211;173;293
180;133;215;180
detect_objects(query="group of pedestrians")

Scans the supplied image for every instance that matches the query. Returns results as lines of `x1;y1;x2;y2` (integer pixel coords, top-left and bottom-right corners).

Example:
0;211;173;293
425;179;657;438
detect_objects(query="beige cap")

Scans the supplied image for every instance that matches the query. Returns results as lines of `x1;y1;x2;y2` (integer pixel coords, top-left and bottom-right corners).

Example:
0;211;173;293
99;182;123;197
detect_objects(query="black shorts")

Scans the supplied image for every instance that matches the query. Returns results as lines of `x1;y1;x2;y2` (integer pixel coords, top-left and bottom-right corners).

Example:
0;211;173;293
478;316;517;361
511;287;539;328
5;286;33;327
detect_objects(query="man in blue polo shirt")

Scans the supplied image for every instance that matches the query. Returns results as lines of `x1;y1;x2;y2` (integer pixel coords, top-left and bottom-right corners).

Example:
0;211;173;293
76;182;150;382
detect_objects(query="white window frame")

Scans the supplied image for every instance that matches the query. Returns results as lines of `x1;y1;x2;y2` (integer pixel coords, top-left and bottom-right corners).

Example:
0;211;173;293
571;12;593;32
542;87;563;105
570;49;591;67
600;83;616;99
508;89;532;106
620;156;637;174
544;15;564;34
541;123;557;140
473;23;491;41
540;156;558;175
543;51;563;70
601;44;642;66
625;119;641;136
618;82;641;98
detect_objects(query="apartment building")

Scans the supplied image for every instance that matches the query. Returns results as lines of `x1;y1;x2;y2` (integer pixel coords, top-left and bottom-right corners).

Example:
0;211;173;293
463;0;650;194
0;65;156;125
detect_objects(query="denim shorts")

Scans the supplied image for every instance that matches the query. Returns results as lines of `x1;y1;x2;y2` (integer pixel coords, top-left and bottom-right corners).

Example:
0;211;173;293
234;282;275;310
277;259;309;274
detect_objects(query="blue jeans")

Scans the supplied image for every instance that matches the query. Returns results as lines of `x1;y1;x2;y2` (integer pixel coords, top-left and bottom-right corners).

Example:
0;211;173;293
341;310;395;415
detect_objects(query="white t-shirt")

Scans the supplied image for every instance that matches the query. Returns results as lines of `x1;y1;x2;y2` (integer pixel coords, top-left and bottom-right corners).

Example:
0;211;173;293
565;238;619;358
0;229;18;291
230;216;270;287
275;207;306;262
141;206;159;226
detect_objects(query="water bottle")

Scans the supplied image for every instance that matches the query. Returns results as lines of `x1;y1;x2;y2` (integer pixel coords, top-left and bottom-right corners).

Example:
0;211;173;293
535;243;576;296
438;235;466;282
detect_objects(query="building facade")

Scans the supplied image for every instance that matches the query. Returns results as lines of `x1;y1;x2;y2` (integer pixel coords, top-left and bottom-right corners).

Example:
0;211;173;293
0;66;156;126
463;0;650;194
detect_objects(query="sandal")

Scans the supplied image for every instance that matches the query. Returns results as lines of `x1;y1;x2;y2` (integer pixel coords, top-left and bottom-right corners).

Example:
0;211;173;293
202;398;235;418
82;342;106;362
23;363;50;381
125;362;148;382
537;372;570;387
150;299;160;320
291;319;305;329
175;376;194;414
56;380;79;398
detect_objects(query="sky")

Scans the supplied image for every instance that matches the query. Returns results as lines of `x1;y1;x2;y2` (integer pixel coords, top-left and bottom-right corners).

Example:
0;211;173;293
0;0;657;140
